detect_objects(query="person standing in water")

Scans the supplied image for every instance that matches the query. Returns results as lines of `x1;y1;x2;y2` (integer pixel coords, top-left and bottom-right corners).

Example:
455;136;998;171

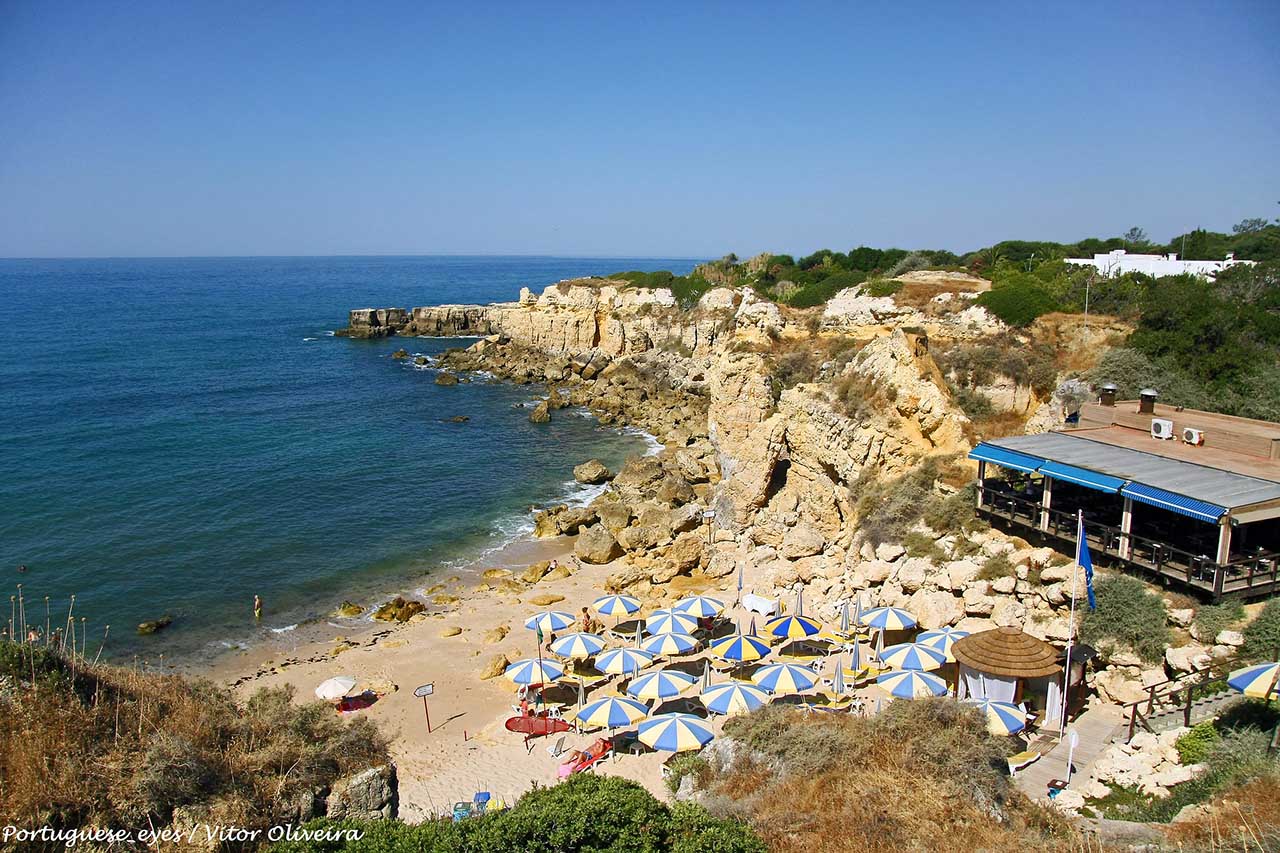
254;595;262;620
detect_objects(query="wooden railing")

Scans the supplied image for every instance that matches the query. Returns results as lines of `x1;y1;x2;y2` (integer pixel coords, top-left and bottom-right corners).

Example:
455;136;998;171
1122;668;1231;743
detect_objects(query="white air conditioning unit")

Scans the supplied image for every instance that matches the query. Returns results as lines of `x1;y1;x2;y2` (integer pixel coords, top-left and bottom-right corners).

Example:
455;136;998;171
1151;418;1175;440
1183;427;1205;446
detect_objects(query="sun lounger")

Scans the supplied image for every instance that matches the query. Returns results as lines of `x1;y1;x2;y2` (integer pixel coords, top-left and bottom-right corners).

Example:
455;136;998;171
451;802;472;822
473;792;491;815
564;737;613;775
1007;750;1041;775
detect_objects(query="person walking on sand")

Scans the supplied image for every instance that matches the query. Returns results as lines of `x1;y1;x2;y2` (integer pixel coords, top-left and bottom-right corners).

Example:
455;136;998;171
580;606;592;633
254;595;262;620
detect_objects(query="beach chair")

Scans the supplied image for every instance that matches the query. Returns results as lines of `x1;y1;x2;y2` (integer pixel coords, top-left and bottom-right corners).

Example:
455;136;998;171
473;792;491;815
1007;750;1041;776
451;802;472;822
546;735;567;758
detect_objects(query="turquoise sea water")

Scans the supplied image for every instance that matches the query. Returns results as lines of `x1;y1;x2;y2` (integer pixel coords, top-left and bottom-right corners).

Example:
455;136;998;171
0;256;697;663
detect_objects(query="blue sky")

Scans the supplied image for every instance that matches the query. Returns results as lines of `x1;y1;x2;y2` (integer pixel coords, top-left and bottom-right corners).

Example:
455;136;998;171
1;1;1277;258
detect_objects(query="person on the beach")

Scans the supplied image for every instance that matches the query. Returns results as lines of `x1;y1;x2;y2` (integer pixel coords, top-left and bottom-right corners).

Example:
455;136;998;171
549;559;557;572
254;594;262;620
17;564;27;573
580;607;592;632
544;631;556;652
27;628;40;643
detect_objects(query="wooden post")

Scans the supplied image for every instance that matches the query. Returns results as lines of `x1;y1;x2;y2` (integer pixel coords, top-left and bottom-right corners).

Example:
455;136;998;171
1039;477;1053;532
1216;520;1233;566
1119;497;1133;560
422;696;432;733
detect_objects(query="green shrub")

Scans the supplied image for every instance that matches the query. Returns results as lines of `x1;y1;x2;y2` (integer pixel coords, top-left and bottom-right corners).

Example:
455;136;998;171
1079;576;1170;663
664;753;710;795
904;531;946;562
977;553;1015;581
1192;601;1244;645
1175;721;1222;764
1241;598;1280;662
271;775;764;853
922;484;978;535
864;278;903;297
977;277;1058;326
855;462;936;545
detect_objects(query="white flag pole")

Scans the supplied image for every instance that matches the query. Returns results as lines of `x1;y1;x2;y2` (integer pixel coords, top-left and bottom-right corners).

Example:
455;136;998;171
1060;510;1082;736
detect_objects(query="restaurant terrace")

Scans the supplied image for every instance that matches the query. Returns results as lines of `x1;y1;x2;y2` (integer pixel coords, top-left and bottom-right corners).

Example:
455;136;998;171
970;390;1280;600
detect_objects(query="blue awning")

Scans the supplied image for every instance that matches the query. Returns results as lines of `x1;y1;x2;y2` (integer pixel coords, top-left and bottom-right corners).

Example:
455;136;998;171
1038;460;1126;494
1121;483;1225;523
969;443;1042;474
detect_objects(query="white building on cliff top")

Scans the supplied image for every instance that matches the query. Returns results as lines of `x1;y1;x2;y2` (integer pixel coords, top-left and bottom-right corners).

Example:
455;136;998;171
1065;249;1255;279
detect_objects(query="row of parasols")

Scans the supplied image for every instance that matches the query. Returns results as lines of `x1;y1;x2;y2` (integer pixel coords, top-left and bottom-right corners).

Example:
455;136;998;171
501;593;1033;743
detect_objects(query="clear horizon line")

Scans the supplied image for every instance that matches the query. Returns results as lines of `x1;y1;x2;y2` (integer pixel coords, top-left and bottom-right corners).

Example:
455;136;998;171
0;251;714;262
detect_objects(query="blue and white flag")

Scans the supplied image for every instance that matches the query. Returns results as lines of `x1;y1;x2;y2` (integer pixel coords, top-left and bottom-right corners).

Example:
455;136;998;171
1076;513;1096;611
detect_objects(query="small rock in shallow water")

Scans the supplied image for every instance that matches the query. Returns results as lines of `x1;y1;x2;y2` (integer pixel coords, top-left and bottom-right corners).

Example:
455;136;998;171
392;349;409;359
137;615;173;635
435;372;459;386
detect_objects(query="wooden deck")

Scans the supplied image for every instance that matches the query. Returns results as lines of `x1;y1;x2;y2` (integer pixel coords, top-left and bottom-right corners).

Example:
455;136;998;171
1015;704;1125;800
978;495;1280;601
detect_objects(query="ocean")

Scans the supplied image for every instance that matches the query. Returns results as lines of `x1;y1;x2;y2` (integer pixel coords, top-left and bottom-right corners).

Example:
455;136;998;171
0;256;698;664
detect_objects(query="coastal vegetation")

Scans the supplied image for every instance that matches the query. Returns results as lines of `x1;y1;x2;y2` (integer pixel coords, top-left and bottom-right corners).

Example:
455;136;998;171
1078;576;1171;664
678;700;1076;852
0;639;389;845
268;775;765;853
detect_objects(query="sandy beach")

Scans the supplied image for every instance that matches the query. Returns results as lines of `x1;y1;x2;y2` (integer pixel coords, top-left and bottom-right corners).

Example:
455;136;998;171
206;530;749;819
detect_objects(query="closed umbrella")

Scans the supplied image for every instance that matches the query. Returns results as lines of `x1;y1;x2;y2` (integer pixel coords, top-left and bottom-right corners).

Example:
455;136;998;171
965;698;1028;736
646;609;699;635
504;658;565;686
673;595;724;618
550;632;606;660
916;627;970;663
627;669;698;701
640;632;699;656
594;647;656;676
315;676;357;701
574;696;649;730
525;611;575;634
764;614;824;640
832;664;846;695
878;642;948;672
701;682;769;716
638;713;714;752
839;601;850;635
876;669;947;699
709;633;770;664
752;662;819;695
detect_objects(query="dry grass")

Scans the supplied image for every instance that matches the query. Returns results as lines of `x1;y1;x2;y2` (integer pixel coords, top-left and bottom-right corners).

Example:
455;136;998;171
1164;771;1280;851
0;640;387;837
699;700;1080;853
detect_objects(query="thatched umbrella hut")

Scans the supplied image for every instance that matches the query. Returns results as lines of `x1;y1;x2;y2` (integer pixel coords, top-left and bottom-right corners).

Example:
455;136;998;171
952;627;1064;723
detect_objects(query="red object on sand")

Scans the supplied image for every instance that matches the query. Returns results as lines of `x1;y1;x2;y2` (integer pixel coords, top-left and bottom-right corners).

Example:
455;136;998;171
504;715;570;741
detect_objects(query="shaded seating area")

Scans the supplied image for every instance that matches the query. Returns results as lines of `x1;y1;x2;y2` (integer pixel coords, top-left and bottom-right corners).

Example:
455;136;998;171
952;627;1063;727
972;428;1280;599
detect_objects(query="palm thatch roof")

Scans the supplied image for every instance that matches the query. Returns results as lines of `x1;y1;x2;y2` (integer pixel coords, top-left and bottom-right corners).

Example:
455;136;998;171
952;627;1061;679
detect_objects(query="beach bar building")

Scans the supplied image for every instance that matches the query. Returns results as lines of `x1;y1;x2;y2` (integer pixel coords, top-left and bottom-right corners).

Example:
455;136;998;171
970;390;1280;600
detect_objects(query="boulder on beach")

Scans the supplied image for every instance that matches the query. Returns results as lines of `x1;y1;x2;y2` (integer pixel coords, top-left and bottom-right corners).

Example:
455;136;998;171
435;372;459;386
528;593;565;606
439;626;463;638
479;653;510;680
520;560;553;584
575;523;622;564
372;596;426;623
573;459;612;485
482;568;513;581
334;601;363;618
483;625;509;644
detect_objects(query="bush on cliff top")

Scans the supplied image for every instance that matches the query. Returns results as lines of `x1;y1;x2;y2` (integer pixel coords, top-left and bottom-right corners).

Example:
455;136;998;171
1241;597;1280;662
270;775;765;853
0;640;388;836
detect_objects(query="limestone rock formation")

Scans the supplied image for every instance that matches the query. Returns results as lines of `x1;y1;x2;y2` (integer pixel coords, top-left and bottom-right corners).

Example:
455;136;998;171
575;524;622;564
326;764;398;821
